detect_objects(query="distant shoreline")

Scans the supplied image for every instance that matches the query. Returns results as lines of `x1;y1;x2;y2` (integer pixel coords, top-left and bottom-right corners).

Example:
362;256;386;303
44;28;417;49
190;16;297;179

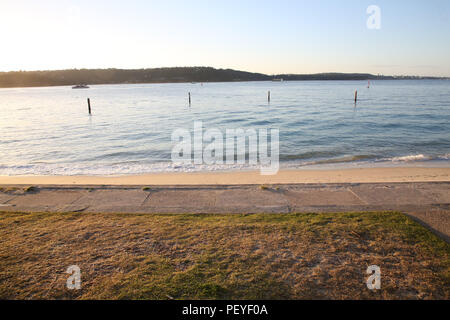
1;67;448;89
0;78;448;90
0;79;376;90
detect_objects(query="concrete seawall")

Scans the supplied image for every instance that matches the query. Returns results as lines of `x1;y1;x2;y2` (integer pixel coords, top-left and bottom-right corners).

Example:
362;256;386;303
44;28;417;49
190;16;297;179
1;182;449;241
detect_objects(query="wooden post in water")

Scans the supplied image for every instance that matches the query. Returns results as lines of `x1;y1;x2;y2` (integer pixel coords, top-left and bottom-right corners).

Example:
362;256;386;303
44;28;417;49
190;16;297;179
188;92;191;105
268;91;271;102
87;98;91;114
354;90;358;103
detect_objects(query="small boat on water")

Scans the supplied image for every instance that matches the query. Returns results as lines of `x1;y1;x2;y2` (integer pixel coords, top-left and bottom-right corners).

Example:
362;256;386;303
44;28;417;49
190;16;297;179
72;84;89;89
272;78;284;82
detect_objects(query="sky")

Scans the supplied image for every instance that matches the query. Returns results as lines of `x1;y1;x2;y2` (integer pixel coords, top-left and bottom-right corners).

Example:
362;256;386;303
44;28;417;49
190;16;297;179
1;0;449;76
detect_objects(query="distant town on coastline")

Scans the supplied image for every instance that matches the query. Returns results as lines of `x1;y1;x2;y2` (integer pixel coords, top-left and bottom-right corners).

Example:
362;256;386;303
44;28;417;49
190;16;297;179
0;67;448;88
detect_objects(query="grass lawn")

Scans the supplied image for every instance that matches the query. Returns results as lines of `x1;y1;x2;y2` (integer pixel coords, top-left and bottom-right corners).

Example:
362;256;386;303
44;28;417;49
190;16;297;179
0;211;448;300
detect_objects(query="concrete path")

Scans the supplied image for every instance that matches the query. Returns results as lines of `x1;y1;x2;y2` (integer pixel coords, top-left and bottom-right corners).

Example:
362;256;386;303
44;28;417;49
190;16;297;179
0;182;449;241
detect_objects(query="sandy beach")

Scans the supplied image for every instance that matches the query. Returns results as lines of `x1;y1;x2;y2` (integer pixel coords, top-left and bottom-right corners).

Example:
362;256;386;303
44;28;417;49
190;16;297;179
0;167;449;185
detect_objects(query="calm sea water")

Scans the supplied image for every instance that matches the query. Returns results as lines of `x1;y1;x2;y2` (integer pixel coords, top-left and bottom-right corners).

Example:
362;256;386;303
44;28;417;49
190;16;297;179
0;80;449;175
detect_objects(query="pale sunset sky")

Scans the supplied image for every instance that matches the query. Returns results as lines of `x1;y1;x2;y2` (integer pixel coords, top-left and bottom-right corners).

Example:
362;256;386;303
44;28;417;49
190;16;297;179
1;0;449;76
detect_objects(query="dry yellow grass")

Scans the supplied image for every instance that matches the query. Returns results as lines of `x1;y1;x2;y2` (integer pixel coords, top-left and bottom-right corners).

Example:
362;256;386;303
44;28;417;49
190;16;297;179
0;211;448;300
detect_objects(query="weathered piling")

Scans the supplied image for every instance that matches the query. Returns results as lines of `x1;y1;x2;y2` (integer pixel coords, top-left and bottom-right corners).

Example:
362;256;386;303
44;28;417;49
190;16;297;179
354;90;358;103
87;98;91;114
188;92;191;105
268;91;271;102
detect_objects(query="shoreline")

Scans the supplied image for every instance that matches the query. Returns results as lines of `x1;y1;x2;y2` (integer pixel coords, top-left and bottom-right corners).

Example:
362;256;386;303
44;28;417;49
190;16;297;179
2;68;446;90
0;167;449;185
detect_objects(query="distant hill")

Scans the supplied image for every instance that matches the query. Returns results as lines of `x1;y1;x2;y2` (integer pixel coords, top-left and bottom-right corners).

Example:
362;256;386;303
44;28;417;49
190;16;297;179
0;67;445;88
277;73;390;81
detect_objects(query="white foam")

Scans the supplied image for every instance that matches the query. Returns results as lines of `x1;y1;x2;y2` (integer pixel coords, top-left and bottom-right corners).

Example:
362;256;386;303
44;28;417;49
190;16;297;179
1;153;449;176
391;154;429;162
0;162;263;176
